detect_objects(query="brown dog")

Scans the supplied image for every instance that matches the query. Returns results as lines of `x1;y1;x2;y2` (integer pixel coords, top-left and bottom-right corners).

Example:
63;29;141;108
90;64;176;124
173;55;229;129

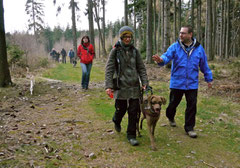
137;95;166;151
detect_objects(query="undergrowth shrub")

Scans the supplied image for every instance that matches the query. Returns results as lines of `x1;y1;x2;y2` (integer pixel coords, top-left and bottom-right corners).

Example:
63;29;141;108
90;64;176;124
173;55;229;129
213;69;221;79
7;44;25;68
209;64;215;70
37;58;49;68
230;60;240;83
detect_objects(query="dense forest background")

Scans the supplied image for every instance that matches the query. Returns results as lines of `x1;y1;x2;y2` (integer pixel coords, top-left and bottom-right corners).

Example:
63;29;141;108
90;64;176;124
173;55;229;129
0;0;240;86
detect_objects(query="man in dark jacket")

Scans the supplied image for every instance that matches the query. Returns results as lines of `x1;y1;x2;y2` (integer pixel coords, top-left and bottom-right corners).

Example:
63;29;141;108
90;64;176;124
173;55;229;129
105;26;148;146
153;25;213;138
50;48;57;61
61;48;67;64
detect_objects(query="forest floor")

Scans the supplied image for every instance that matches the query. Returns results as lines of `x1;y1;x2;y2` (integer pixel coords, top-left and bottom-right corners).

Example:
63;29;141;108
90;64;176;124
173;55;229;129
0;59;239;168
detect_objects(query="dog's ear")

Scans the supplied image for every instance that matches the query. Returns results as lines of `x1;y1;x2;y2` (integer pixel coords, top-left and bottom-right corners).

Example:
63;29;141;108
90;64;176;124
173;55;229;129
160;96;166;105
147;95;153;105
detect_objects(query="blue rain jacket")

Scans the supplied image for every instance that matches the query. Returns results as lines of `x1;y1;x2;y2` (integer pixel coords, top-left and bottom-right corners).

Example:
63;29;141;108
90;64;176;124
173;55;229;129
158;38;213;90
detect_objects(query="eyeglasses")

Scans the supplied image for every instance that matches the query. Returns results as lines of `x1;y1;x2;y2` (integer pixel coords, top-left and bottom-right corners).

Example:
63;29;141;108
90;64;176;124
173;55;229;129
123;36;132;39
179;32;188;35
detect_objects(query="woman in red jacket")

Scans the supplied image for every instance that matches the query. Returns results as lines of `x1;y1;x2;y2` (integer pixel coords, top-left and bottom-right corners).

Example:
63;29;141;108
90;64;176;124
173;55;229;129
77;36;95;90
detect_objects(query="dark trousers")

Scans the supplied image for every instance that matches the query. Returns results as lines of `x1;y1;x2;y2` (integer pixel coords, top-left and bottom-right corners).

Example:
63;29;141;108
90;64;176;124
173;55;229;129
62;56;66;64
166;89;198;132
70;57;74;64
113;99;140;140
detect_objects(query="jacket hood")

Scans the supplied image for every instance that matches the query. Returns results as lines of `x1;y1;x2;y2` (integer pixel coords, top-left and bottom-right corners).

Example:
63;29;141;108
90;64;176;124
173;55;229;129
178;38;200;48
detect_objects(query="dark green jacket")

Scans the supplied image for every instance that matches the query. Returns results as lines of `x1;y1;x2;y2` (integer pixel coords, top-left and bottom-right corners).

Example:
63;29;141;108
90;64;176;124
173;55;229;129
105;45;148;99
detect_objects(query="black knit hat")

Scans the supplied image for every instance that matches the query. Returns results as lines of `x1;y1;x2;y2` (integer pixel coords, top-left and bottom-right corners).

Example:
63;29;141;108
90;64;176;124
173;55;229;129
119;26;134;38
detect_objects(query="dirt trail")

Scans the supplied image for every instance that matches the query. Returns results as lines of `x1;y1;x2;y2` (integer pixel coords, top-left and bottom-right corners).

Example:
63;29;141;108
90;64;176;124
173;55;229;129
0;76;152;167
0;62;239;167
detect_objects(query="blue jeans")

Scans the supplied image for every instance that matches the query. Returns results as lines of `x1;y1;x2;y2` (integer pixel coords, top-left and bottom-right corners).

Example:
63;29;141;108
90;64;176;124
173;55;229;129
80;63;92;89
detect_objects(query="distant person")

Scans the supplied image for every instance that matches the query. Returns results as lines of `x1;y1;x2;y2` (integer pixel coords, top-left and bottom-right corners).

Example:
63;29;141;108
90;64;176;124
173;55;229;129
60;48;67;64
55;51;60;62
50;48;57;61
77;35;95;90
68;48;75;64
152;25;213;138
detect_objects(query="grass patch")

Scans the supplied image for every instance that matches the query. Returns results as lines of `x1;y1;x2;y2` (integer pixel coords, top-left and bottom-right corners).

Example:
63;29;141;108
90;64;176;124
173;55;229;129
42;62;104;83
88;88;114;120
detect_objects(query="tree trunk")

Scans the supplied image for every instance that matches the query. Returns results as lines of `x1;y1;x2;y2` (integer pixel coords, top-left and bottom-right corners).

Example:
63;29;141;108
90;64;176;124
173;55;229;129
146;0;153;63
230;2;240;57
206;0;213;60
93;0;107;56
163;0;170;52
88;0;95;54
220;0;224;59
153;0;157;53
161;0;164;53
0;0;12;87
99;30;101;58
138;20;142;50
139;9;145;52
178;0;181;32
196;0;201;43
222;0;227;59
156;0;162;54
212;0;216;59
225;0;230;58
102;0;106;56
174;0;177;41
191;0;194;31
97;0;101;58
133;0;137;47
124;0;128;25
71;0;78;59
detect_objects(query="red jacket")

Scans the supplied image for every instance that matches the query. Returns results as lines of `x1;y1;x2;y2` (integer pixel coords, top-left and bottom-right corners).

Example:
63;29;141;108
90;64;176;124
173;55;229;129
77;42;95;64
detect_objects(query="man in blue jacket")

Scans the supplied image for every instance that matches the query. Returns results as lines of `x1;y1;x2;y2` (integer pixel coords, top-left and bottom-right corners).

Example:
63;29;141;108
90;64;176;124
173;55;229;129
152;25;213;138
68;48;75;64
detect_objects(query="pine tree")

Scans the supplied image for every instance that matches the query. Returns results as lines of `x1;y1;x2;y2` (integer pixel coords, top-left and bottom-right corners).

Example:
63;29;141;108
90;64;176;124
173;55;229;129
25;0;45;37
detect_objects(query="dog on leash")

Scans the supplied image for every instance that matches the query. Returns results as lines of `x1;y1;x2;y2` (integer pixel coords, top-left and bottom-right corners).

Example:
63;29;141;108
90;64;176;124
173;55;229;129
137;95;166;151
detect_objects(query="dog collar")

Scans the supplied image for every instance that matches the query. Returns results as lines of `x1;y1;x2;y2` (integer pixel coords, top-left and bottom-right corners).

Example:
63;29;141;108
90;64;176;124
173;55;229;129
144;105;159;117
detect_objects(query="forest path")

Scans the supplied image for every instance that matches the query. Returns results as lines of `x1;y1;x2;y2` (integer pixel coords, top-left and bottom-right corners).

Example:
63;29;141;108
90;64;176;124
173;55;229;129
0;61;239;167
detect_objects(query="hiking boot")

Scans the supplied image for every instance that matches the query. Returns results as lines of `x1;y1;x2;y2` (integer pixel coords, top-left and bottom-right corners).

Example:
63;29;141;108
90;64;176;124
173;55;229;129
187;131;197;138
128;138;139;146
169;119;177;127
114;123;121;132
